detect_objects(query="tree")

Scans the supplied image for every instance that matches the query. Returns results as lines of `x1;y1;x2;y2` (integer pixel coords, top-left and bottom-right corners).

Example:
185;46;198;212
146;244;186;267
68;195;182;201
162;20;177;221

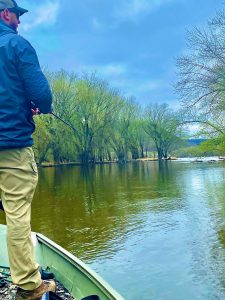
33;115;52;164
46;70;79;163
199;136;225;156
34;70;187;164
176;8;225;136
48;72;123;164
72;75;122;164
144;103;182;160
109;99;139;162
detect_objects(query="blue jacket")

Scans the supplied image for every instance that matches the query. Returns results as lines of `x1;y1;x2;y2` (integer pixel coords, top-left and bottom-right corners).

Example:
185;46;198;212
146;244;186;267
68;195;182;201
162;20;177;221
0;20;52;149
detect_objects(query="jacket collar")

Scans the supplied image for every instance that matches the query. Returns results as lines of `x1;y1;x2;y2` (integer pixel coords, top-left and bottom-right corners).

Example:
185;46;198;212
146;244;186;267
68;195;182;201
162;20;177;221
0;19;16;36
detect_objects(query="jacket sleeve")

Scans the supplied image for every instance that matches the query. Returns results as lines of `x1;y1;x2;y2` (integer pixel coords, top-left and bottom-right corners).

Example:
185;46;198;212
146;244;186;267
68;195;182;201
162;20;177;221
13;36;52;114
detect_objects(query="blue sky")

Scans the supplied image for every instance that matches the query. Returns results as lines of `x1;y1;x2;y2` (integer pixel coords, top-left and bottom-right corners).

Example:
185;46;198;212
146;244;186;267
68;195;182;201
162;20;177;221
19;0;223;107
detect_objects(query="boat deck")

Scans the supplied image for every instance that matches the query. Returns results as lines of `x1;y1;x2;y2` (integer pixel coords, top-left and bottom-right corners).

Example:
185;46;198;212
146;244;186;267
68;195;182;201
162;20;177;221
0;224;125;300
0;267;75;300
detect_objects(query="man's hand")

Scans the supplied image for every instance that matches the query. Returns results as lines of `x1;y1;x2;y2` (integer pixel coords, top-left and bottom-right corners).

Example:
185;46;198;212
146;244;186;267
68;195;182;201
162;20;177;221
31;108;40;116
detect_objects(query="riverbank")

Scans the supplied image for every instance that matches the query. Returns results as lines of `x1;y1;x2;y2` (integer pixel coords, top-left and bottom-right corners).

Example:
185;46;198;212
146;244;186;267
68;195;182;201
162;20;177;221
37;156;225;167
39;160;118;168
39;158;178;167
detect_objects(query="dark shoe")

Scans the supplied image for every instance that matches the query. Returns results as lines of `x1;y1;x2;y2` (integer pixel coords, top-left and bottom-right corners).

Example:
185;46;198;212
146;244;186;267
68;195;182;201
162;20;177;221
40;268;55;280
16;280;56;300
49;291;64;299
0;199;4;211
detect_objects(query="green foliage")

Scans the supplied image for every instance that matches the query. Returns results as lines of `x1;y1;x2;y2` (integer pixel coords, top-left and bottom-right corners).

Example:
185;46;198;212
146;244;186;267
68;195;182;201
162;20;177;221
33;115;52;164
33;71;187;164
109;99;141;162
143;103;184;160
175;146;205;158
199;137;225;155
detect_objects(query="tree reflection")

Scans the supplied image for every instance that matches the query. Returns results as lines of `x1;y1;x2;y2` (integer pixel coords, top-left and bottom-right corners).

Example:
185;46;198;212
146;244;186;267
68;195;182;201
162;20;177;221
31;162;184;262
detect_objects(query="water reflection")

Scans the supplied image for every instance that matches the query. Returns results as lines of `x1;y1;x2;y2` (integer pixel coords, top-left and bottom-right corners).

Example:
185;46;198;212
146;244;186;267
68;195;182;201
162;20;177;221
1;162;225;299
26;162;184;261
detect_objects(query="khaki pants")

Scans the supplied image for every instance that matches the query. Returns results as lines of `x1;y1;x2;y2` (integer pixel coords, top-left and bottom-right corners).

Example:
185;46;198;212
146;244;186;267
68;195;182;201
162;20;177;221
0;147;42;290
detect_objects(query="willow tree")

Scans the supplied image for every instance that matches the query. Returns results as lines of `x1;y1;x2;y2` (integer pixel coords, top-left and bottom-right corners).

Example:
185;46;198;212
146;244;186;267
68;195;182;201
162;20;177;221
199;137;225;156
33;70;74;164
48;72;123;164
45;70;79;163
74;76;124;163
33;115;52;164
109;99;140;162
144;103;182;160
125;116;150;159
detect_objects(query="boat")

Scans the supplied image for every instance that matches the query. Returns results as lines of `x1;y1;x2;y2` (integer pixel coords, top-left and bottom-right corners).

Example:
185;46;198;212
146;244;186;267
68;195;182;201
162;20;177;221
0;224;125;300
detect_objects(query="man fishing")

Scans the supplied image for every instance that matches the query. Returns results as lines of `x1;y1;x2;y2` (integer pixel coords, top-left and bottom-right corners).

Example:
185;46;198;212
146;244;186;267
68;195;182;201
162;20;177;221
0;0;56;298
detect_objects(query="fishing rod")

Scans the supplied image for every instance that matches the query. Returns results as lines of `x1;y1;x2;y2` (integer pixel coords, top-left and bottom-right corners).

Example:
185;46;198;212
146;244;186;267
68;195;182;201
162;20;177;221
31;102;79;133
50;112;78;134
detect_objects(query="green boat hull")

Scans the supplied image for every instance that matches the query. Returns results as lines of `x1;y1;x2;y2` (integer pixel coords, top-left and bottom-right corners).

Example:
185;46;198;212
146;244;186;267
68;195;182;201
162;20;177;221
0;224;125;300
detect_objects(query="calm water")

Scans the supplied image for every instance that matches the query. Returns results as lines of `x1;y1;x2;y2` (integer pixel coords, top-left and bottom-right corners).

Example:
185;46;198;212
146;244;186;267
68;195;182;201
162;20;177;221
1;161;225;300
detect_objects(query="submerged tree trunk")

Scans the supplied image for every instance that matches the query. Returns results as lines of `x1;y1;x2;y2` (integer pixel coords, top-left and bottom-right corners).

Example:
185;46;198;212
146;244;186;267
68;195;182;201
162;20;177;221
130;146;139;159
139;144;144;158
157;147;163;160
107;150;112;161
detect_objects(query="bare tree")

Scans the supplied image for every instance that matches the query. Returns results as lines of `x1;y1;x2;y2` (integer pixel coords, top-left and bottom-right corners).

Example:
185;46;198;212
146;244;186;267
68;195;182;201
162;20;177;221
175;7;225;137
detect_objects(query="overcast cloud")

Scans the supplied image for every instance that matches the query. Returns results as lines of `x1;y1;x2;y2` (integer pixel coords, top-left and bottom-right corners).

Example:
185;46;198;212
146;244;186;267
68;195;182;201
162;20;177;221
19;0;222;106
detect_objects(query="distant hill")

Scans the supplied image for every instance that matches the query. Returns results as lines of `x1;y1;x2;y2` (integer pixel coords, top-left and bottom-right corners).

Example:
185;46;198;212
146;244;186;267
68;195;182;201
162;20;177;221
187;139;207;146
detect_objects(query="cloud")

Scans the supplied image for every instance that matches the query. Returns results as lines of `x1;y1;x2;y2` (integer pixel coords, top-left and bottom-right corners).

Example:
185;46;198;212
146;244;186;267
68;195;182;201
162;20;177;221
136;80;163;92
21;0;59;31
92;17;102;30
114;0;177;22
76;62;176;104
81;63;127;77
98;64;127;76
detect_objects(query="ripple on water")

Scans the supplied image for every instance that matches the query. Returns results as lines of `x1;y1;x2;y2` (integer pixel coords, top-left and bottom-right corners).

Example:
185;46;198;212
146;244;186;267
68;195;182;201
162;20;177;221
1;162;224;300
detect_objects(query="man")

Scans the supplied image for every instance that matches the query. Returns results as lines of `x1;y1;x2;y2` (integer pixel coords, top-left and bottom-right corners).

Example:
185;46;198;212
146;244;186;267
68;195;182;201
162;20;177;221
0;0;56;298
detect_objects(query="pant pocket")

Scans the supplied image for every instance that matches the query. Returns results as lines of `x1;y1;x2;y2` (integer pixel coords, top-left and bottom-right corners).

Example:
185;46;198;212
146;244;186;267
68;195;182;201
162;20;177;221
31;161;38;174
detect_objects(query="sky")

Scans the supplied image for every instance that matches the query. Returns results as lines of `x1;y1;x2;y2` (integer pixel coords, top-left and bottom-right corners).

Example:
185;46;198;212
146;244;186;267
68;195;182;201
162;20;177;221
18;0;223;107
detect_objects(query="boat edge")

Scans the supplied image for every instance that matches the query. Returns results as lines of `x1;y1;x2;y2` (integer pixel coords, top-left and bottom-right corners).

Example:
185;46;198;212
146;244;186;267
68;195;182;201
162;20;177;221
36;232;125;300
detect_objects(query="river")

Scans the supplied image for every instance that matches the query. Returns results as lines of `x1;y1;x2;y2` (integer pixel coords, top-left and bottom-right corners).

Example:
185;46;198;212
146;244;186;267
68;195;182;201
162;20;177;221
1;161;225;300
